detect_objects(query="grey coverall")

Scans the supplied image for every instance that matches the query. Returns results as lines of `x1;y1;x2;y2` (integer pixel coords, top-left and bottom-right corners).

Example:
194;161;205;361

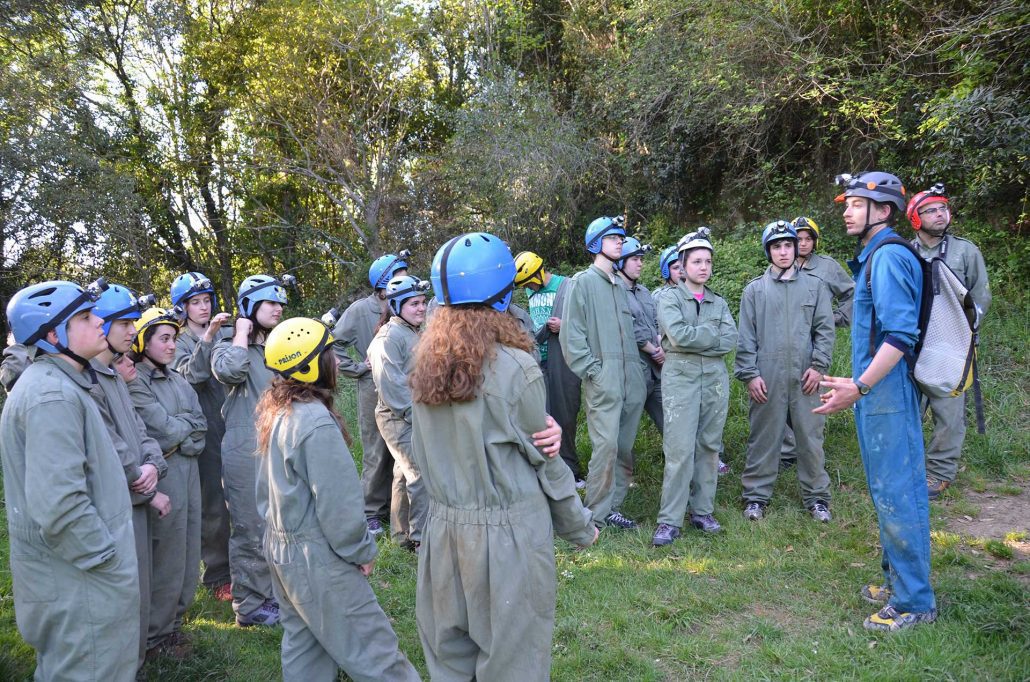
560;265;646;522
367;317;428;545
735;268;835;508
656;285;737;525
1;342;33;392
257;400;419;682
333;293;393;522
411;344;595;682
173;325;232;589
1;356;139;681
90;357;166;671
913;233;992;483
531;278;583;479
781;252;856;462
129;361;206;648
618;276;664;434
212;339;276;617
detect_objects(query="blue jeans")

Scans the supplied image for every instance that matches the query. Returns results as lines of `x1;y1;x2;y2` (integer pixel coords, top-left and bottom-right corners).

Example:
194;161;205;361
854;363;937;613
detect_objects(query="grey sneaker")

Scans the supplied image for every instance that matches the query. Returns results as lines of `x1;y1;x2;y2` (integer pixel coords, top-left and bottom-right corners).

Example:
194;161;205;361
743;502;765;521
651;523;680;546
864;605;938;632
236;599;280;628
689;513;723;534
861;583;892;604
367;518;385;536
809;501;831;523
604;511;638;530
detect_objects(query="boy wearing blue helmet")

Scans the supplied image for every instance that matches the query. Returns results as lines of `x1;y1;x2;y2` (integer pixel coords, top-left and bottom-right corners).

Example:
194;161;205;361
170;272;233;600
411;232;596;680
560;216;647;530
212;274;288;627
735;221;835;523
1;280;140;680
332;252;408;537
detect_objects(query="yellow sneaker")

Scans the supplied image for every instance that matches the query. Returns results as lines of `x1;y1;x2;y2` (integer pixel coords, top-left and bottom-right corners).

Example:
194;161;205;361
864;605;937;632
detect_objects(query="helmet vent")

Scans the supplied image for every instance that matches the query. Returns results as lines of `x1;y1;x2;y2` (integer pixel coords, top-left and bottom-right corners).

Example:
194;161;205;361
30;288;57;300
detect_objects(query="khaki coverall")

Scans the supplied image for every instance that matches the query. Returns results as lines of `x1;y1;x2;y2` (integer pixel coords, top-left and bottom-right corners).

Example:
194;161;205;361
411;344;595;682
781;253;856;462
1;342;33;392
656;285;737;525
173;325;232;589
1;356;139;681
532;278;583;479
129;362;206;647
619;277;664;435
332;294;394;522
913;234;992;484
212;339;276;617
560;265;646;522
257;400;419;682
90;358;166;671
367;316;428;545
735;268;835;508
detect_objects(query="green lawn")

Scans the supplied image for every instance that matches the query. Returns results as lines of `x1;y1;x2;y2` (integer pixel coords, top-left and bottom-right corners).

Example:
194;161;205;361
1;295;1028;681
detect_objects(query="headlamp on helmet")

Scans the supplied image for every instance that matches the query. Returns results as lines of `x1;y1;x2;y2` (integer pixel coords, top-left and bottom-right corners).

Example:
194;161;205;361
906;182;950;231
761;220;798;260
132;307;183;355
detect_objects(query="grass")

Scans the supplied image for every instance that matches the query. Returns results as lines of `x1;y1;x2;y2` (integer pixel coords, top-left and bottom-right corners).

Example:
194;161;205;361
1;294;1028;680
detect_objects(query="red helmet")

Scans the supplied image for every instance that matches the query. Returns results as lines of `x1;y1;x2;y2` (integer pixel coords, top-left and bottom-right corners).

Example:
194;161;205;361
906;183;949;231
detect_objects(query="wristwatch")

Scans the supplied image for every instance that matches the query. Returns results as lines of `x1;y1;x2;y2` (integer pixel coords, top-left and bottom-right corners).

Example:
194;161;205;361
854;379;872;396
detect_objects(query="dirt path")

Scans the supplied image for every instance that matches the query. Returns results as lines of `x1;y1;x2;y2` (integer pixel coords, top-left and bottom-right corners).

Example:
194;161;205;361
942;487;1030;559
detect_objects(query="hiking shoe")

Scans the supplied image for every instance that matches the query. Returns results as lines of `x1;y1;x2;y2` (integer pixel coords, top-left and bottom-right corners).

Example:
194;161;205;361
652;523;680;546
212;583;232;602
779;457;796;470
604;511;638;530
926;476;950;500
718;460;730;475
367;517;385;536
861;583;892;604
689;514;723;534
236;600;280;628
863;605;938;632
809;501;832;523
743;502;765;521
575;479;587;490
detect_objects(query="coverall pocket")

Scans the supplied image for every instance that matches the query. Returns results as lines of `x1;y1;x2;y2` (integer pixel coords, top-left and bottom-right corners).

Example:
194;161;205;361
10;548;57;603
274;558;314;605
801;303;816;327
864;368;906;415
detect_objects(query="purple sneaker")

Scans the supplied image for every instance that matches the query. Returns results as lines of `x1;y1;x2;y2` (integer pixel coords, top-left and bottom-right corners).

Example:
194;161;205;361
236;599;280;628
689;514;723;534
718;460;730;475
651;523;680;546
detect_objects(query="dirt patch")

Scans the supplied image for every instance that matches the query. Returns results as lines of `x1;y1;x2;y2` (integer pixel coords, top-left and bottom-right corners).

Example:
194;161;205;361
942;487;1030;559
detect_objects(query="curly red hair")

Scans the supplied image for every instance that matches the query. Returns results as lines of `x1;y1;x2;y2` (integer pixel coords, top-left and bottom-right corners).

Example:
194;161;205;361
411;306;534;405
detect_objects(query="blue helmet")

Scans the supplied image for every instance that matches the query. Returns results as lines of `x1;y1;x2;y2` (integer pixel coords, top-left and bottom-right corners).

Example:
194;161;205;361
7;279;107;354
369;251;410;290
385;275;431;317
236;274;288;318
614;237;652;271
761;220;797;260
584;216;626;254
94;284;145;336
659;246;678;280
431;232;516;312
171;271;218;309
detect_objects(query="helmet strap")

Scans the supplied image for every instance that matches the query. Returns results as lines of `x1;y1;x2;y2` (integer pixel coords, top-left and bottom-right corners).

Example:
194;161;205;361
55;342;98;383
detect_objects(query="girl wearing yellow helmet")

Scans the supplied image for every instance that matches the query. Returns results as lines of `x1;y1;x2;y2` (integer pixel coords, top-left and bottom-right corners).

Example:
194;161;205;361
127;307;207;659
256;317;419;680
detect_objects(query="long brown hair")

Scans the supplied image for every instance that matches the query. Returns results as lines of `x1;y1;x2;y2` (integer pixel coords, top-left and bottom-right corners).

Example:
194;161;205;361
410;305;534;405
256;348;351;455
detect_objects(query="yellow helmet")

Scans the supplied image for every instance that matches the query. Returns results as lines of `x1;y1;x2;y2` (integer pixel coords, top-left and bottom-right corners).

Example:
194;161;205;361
264;317;334;384
514;251;545;288
791;216;821;241
132;307;182;354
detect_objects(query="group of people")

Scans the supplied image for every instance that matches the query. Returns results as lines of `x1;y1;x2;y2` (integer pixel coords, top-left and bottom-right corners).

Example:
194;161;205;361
0;172;990;681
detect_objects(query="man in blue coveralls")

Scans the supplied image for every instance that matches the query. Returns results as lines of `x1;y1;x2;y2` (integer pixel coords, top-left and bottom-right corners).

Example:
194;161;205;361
814;171;938;632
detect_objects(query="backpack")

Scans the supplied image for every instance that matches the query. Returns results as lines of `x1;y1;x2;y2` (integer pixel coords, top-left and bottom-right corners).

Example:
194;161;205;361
865;236;985;433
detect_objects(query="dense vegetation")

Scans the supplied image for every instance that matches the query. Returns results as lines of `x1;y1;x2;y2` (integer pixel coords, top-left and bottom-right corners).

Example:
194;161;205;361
2;0;1028;321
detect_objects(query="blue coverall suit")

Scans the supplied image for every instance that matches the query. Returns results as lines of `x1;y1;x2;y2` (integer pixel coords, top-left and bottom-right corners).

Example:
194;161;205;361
849;227;936;614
